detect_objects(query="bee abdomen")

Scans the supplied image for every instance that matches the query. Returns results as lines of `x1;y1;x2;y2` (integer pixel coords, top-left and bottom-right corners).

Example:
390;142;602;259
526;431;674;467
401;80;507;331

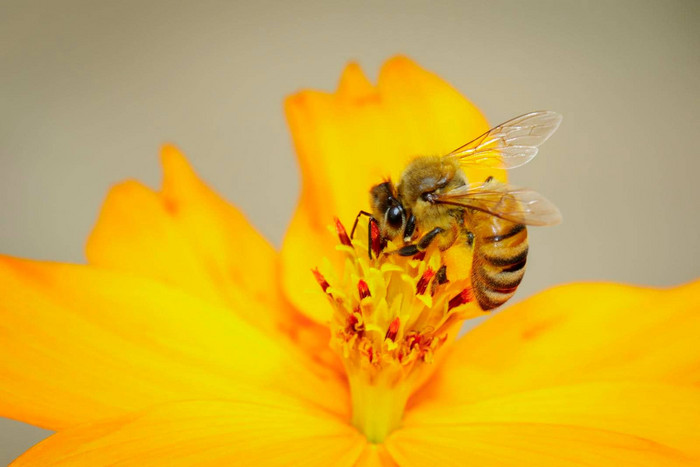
472;223;528;311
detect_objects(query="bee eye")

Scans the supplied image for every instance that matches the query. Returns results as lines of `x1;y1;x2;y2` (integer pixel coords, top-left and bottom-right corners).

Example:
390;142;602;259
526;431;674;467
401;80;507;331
386;205;404;229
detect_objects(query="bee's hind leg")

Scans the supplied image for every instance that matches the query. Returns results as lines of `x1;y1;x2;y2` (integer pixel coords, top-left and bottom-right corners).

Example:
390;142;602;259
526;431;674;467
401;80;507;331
397;227;444;257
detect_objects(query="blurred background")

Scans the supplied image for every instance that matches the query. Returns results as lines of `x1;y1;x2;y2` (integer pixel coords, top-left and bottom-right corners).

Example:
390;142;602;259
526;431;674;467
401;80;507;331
1;0;698;461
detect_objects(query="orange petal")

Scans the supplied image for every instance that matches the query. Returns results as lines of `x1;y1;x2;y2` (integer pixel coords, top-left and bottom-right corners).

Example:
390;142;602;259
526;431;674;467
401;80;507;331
413;280;700;408
13;397;366;466
281;56;502;323
0;255;348;430
86;145;285;334
389;382;700;465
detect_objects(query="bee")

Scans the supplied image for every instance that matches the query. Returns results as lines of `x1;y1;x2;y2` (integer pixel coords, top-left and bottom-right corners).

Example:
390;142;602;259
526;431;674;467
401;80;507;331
353;111;562;310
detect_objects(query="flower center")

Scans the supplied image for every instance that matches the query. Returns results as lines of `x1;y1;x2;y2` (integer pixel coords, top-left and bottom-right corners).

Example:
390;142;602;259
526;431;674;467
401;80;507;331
314;218;485;443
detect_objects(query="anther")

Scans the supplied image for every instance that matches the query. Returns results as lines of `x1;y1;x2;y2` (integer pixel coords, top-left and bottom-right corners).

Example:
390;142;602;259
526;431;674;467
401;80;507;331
358;279;371;299
334;217;352;247
406;332;422;350
366;347;374;363
385;317;400;341
312;268;330;293
416;268;435;295
348;312;364;333
369;218;383;258
448;288;473;311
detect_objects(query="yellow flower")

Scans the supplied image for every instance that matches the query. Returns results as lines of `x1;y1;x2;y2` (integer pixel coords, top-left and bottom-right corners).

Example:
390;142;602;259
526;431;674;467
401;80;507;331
3;56;700;465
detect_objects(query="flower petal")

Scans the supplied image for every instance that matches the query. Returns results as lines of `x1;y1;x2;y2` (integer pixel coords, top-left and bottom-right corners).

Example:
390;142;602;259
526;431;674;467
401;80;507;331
13;397;366;466
390;428;688;466
390;382;700;465
86;145;286;333
354;444;398;467
0;255;348;430
413;281;700;408
281;57;499;323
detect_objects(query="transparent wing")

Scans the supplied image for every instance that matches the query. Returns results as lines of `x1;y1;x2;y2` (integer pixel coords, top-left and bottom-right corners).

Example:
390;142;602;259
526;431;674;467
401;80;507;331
446;110;562;170
433;182;562;226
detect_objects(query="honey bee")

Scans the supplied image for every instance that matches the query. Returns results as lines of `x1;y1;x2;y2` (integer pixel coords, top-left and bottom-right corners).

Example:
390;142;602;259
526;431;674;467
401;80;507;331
353;111;562;310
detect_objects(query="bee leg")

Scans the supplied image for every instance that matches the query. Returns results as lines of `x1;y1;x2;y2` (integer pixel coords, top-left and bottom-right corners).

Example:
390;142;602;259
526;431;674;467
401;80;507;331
349;210;380;259
403;213;416;242
418;227;444;249
397;227;444;257
397;244;419;256
350;210;373;239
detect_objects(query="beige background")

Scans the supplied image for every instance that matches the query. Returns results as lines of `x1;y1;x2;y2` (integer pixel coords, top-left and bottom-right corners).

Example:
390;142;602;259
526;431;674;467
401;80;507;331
1;0;699;462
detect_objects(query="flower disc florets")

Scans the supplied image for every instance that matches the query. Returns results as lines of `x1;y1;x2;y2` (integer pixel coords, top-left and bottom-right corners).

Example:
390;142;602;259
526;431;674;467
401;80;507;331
313;217;486;442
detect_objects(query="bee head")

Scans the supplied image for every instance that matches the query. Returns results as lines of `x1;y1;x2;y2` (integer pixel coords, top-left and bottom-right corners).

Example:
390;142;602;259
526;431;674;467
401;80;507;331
370;181;406;241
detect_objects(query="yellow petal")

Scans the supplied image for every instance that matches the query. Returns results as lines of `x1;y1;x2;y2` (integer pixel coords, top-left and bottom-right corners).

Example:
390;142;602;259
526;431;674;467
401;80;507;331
390;382;700;465
354;444;398;467
413;281;700;408
86;145;285;333
13;396;366;466
281;56;501;323
390;427;689;466
0;255;348;430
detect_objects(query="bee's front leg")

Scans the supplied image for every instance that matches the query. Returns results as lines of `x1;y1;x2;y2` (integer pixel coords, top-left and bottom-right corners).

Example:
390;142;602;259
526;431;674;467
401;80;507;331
397;227;444;256
350;210;373;239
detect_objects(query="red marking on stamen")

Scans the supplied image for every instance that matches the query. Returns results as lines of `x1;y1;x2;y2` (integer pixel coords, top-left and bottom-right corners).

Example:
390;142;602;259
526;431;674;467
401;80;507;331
347;313;364;333
357;279;371;299
405;332;435;361
413;251;426;262
406;332;422;350
385;317;400;341
369;219;383;257
311;268;330;293
334;217;352;246
415;267;435;295
448;288;473;311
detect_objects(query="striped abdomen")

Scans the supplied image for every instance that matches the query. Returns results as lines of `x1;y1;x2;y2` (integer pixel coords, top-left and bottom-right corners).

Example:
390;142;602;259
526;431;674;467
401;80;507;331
470;217;529;310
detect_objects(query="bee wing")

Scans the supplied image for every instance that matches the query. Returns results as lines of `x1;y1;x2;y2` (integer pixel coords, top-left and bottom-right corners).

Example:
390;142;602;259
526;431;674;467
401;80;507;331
446;111;562;169
433;183;562;226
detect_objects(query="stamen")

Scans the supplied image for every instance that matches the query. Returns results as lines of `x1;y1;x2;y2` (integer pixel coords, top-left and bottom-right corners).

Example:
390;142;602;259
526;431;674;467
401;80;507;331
312;268;330;293
357;279;371;299
416;267;435;295
369;218;383;257
448;288;473;310
385;317;400;341
347;312;364;333
334;217;352;246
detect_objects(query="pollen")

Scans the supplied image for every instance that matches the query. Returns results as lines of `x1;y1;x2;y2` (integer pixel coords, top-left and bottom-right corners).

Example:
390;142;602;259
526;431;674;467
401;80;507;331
314;217;486;442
